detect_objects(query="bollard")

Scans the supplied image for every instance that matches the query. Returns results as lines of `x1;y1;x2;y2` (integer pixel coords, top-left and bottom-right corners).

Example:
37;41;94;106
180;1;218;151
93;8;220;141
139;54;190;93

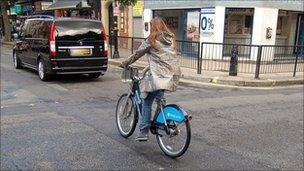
109;31;114;46
229;45;238;76
293;46;300;77
113;33;120;58
109;32;114;58
254;46;262;79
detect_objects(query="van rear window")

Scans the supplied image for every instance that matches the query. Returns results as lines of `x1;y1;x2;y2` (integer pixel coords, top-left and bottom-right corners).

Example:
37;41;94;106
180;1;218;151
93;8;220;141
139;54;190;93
55;20;102;41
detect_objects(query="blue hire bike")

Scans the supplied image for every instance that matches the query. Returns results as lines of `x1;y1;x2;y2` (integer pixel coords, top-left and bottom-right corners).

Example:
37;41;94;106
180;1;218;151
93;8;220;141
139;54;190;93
115;67;191;158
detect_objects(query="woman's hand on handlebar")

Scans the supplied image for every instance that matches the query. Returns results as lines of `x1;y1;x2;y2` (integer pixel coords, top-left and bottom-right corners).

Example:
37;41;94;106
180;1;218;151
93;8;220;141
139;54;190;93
119;62;128;69
118;63;124;68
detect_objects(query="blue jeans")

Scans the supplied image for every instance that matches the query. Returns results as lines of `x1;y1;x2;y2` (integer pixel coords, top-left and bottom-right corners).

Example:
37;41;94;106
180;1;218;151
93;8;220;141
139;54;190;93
139;90;164;132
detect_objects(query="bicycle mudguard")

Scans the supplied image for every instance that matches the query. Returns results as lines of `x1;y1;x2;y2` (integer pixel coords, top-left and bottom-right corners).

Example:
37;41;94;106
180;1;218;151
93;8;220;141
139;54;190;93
155;104;187;124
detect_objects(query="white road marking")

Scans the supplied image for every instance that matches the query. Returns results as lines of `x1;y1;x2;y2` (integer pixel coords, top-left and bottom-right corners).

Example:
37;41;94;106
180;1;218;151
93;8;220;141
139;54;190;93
47;84;69;92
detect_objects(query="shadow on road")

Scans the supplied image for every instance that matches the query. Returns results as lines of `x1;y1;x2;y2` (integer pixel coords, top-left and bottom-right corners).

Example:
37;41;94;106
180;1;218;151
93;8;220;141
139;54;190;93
19;67;113;84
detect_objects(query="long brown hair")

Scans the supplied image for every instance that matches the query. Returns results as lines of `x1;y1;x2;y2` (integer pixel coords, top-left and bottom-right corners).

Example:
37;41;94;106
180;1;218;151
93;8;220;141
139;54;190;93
148;17;176;51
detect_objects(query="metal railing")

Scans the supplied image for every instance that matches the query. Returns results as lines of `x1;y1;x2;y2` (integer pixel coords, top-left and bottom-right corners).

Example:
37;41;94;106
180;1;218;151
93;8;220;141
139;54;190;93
109;35;200;70
108;35;145;60
176;40;200;72
256;45;304;78
108;35;304;78
199;43;303;78
200;43;259;73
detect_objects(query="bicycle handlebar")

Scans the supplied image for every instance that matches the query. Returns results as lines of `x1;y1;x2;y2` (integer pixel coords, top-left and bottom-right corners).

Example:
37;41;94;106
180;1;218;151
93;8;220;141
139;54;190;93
138;67;149;81
121;66;148;82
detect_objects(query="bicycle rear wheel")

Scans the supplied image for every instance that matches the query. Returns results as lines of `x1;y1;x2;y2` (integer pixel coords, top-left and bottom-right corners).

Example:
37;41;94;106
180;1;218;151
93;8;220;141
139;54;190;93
156;119;191;158
116;93;137;138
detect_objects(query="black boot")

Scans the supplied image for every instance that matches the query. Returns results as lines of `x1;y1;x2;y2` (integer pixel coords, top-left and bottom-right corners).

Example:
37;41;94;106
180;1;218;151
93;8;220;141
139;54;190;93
135;129;149;141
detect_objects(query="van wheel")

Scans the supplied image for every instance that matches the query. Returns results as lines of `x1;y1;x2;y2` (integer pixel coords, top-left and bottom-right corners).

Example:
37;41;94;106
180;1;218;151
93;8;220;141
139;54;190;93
88;73;101;79
13;52;22;69
38;59;50;81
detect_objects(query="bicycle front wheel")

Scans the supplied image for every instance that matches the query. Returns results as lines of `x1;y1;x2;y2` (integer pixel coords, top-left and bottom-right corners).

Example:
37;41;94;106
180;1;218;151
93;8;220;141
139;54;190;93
115;93;137;138
156;119;191;158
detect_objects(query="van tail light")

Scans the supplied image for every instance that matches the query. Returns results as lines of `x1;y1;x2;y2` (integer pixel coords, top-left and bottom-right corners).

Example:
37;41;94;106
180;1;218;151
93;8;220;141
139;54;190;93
103;42;108;57
101;24;108;57
101;24;107;41
49;22;56;57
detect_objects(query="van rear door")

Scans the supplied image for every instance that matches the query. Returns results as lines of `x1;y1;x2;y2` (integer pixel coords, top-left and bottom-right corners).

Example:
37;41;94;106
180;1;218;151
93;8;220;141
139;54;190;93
55;19;106;59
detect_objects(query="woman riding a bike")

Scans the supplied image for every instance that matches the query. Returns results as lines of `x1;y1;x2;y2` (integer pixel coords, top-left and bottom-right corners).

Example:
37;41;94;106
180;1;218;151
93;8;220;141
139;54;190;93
121;17;181;141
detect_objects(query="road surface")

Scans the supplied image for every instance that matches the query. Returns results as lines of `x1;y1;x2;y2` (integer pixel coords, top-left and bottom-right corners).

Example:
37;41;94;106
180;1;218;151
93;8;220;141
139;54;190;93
1;45;303;170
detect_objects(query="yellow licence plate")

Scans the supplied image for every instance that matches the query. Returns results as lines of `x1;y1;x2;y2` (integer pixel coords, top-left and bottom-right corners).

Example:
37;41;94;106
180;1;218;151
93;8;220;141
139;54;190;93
70;49;91;56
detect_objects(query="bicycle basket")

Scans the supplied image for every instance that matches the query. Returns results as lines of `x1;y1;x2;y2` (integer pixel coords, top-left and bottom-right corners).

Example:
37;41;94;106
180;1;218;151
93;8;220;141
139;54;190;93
121;67;138;83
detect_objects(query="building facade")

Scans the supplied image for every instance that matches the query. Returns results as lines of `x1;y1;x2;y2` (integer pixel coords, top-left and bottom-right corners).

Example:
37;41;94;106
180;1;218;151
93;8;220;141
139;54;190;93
101;0;134;37
143;0;304;46
140;0;304;60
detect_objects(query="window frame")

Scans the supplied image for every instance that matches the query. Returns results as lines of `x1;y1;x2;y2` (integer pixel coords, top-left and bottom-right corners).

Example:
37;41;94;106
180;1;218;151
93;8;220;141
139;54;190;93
226;14;253;35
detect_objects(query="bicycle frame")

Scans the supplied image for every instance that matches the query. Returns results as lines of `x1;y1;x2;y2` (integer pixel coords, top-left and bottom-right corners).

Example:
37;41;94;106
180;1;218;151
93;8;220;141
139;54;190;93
122;79;141;122
121;68;190;136
123;78;171;135
118;67;191;158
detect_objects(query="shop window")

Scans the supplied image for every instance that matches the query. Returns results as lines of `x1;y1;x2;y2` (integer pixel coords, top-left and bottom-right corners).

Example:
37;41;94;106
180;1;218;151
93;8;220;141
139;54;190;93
120;12;124;32
164;17;179;29
119;9;129;34
228;15;243;34
276;16;283;35
186;11;200;42
227;14;253;35
244;15;252;34
153;10;179;32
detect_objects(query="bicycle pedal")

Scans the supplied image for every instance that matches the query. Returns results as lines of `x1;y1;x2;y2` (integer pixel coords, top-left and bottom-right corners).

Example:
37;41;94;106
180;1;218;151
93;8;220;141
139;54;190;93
135;138;149;142
156;133;163;137
138;139;148;142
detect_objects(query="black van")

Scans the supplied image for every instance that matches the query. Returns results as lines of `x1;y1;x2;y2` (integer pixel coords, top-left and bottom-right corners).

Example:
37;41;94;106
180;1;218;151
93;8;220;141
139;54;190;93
13;16;108;81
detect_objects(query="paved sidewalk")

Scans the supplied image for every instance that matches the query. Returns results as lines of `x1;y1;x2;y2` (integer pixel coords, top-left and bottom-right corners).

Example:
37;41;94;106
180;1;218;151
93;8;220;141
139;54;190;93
109;57;304;87
1;41;15;46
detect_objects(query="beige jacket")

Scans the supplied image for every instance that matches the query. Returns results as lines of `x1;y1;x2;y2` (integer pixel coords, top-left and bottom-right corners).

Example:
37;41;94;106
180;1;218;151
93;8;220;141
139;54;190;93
122;32;181;97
